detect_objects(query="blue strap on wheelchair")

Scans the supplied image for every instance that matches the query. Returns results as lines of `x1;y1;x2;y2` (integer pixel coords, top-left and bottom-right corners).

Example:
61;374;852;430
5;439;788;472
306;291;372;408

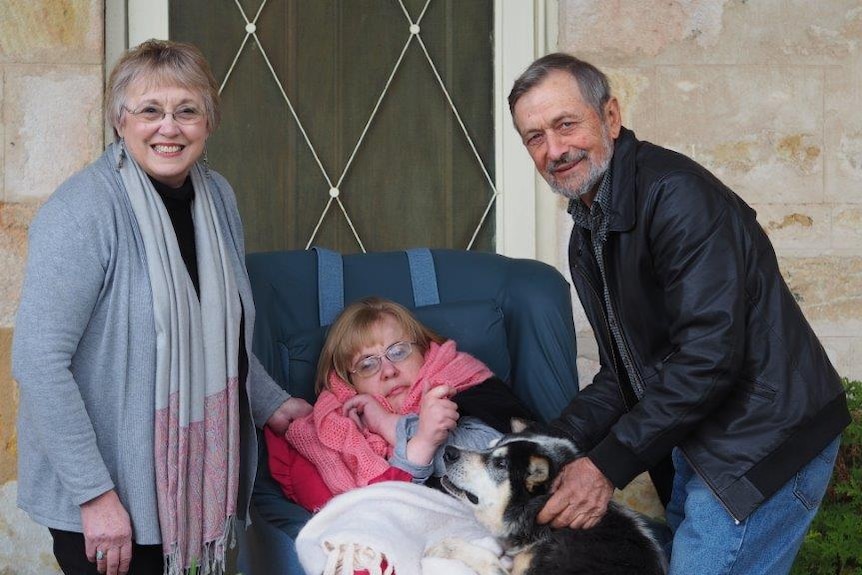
406;248;440;307
314;247;438;326
313;247;344;326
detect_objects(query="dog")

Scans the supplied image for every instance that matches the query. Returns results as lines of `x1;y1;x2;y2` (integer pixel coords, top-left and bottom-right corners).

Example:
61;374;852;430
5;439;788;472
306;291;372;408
429;420;668;575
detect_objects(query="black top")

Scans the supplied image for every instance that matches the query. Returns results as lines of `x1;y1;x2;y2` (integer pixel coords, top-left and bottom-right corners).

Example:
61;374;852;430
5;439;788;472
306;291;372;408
149;175;200;296
453;377;536;433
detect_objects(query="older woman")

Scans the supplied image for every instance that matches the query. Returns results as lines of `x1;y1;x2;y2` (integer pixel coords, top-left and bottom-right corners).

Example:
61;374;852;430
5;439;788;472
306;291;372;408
12;40;312;575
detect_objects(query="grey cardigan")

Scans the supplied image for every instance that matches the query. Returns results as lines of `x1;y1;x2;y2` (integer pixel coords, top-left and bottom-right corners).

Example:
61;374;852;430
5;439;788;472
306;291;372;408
12;145;290;544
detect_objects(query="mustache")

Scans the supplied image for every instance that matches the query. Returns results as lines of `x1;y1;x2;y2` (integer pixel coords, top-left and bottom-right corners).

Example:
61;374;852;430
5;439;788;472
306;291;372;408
547;149;587;174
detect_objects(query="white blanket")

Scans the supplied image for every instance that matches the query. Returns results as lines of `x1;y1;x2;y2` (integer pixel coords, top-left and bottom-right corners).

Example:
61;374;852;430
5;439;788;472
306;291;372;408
295;482;501;575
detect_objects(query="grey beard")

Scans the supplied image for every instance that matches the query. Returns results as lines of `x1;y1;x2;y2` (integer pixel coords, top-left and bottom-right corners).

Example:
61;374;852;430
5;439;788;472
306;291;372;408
549;132;614;201
550;153;610;201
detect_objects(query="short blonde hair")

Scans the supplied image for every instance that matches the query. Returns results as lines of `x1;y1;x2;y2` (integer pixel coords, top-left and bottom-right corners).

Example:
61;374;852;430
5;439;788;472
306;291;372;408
316;297;444;393
106;39;220;141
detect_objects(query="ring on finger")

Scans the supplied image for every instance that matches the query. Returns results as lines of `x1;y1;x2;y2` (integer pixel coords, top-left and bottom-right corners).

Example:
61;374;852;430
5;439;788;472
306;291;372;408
96;549;106;561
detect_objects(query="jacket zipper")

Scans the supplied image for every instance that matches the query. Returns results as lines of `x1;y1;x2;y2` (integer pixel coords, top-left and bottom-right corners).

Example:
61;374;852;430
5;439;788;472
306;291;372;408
578;239;647;399
614;313;647;398
679;449;742;524
575;265;631;409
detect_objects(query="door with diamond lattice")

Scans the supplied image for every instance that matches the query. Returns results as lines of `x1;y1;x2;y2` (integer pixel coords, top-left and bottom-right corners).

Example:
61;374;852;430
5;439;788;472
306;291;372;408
171;0;495;254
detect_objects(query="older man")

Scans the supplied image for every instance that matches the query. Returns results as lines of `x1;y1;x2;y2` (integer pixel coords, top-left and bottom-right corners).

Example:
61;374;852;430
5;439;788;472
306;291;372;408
509;52;850;574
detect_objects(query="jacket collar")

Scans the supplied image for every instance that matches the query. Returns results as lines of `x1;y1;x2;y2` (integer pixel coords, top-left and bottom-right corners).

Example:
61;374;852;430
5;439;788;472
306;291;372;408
566;126;638;232
608;127;638;232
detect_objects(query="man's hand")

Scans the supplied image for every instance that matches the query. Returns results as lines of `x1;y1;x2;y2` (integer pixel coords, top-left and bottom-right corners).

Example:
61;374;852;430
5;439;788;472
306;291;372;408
266;397;313;436
342;394;399;444
407;384;458;465
536;457;614;530
81;490;133;575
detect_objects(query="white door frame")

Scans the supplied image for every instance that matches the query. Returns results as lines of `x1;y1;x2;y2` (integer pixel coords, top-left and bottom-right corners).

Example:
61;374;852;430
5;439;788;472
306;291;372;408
108;0;558;263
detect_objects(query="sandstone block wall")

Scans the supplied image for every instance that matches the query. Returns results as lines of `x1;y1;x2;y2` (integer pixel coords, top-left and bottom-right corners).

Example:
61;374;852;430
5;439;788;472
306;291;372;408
0;1;103;571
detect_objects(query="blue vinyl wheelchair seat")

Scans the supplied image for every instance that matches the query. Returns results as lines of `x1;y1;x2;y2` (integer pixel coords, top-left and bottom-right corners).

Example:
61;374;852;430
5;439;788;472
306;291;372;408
237;248;580;574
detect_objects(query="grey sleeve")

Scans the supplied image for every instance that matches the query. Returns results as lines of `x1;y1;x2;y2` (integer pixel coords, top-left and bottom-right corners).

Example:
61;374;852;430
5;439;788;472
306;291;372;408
389;416;503;481
212;172;292;428
247;352;291;428
389;415;434;483
12;198;114;505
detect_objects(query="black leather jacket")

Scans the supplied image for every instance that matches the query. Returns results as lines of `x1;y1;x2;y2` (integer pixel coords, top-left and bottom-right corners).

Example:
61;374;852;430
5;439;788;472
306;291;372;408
553;128;850;521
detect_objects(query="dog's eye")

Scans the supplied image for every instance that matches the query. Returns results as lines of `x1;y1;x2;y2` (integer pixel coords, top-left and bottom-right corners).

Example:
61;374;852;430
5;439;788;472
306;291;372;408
491;457;508;471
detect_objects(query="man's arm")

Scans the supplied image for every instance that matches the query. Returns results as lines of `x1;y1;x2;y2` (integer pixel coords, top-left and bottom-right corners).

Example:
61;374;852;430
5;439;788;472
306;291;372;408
550;363;627;450
540;363;624;529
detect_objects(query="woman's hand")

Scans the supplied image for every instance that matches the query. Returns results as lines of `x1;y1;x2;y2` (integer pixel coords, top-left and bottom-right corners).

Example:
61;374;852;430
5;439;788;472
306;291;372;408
408;385;458;465
80;490;133;575
342;394;399;444
266;397;314;436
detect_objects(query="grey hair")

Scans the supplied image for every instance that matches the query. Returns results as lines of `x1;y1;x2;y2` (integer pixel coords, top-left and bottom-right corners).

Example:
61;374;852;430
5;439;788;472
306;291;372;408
508;53;611;120
106;39;221;141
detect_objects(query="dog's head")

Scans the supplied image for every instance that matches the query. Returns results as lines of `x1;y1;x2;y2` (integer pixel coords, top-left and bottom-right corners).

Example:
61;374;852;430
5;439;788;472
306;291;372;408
440;419;580;538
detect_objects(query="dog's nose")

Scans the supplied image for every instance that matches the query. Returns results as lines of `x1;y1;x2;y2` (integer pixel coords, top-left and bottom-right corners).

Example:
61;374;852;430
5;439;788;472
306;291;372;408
443;445;460;464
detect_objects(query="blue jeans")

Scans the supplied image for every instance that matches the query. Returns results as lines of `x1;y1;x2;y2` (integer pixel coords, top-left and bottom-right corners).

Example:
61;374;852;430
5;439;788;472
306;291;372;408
665;437;840;575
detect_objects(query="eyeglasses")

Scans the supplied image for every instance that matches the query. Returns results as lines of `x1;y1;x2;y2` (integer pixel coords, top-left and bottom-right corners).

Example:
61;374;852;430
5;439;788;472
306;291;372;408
350;341;416;378
123;104;204;125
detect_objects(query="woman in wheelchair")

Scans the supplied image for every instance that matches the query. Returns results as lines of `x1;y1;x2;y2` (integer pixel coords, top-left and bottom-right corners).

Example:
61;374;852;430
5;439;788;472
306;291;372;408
265;296;533;512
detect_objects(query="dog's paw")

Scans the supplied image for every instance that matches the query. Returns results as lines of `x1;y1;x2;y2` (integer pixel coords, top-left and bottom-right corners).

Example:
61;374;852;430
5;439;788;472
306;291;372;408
426;538;508;575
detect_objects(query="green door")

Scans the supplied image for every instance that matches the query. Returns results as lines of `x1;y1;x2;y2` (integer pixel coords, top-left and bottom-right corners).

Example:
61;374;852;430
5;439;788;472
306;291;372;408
171;0;495;254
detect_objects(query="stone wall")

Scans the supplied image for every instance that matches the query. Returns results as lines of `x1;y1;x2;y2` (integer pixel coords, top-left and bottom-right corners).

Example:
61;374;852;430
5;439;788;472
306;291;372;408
558;0;862;518
0;0;104;571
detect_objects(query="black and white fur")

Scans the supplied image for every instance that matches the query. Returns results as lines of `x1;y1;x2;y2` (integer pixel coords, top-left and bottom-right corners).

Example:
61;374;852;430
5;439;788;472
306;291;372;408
430;421;667;575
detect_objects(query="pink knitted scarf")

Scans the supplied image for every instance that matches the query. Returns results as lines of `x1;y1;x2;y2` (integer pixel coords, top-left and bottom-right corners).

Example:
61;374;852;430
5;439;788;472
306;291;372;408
286;340;492;495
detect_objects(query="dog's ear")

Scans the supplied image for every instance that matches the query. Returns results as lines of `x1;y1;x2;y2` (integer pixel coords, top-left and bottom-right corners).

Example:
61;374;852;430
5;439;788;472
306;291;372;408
510;418;533;433
525;455;551;493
